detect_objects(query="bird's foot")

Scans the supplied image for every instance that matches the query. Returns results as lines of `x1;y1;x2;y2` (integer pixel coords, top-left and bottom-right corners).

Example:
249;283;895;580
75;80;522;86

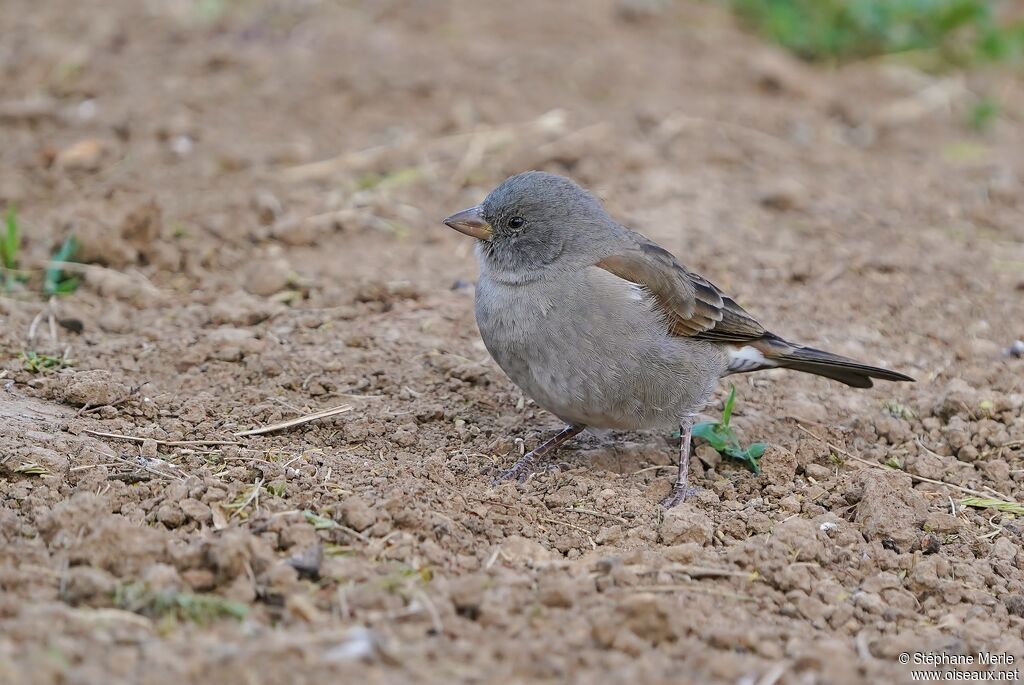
659;482;699;509
493;453;537;485
492;425;585;486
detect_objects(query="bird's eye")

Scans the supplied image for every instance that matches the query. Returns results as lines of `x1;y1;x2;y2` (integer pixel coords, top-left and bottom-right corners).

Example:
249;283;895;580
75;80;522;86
508;216;525;229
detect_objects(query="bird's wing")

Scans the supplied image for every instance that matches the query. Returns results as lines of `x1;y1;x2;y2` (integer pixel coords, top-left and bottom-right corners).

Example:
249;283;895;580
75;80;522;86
595;236;766;343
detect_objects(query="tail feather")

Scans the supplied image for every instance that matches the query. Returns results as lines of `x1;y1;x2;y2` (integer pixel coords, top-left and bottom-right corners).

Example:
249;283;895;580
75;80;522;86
731;333;915;388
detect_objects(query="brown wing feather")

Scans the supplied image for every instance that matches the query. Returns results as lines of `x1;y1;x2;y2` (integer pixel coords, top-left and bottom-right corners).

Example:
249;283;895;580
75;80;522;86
596;237;766;343
594;235;915;387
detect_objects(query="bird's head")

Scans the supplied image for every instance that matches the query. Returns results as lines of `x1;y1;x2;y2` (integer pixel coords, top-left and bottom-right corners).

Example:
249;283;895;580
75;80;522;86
443;171;611;274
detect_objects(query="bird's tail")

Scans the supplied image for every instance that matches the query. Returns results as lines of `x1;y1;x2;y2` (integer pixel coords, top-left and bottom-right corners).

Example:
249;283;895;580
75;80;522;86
726;333;914;388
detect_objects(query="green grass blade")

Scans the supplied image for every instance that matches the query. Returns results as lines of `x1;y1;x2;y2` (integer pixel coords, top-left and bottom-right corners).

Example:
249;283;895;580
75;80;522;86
304;510;338;530
960;497;1024;516
44;236;79;296
3;206;19;270
721;385;736;427
726;0;1024;66
691;387;766;474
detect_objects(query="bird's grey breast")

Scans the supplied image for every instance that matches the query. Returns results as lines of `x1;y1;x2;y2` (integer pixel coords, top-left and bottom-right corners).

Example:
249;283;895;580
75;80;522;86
474;264;719;430
473;271;557;379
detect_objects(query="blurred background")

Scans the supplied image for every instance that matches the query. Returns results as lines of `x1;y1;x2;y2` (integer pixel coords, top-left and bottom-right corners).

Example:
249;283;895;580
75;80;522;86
2;0;1021;317
2;1;1023;683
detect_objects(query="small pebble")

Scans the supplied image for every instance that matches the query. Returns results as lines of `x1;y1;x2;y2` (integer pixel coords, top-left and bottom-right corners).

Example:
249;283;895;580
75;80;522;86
920;533;942;554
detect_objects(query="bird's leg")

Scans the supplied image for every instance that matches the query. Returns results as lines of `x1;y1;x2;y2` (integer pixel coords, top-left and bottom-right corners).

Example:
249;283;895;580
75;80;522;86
494;424;585;484
660;415;699;508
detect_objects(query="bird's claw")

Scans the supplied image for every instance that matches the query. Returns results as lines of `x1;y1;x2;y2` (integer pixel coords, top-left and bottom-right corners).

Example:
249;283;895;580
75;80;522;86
492;456;535;485
659;483;699;509
493;466;528;485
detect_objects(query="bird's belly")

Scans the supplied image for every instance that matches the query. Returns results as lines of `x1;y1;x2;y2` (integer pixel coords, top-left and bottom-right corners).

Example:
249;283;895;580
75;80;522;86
475;276;724;430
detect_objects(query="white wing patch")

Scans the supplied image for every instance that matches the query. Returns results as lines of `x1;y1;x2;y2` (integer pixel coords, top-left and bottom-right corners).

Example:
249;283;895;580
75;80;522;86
726;345;776;374
588;266;650;303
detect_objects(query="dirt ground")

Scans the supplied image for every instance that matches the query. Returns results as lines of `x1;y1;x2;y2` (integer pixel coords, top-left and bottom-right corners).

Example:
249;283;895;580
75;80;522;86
2;1;1024;683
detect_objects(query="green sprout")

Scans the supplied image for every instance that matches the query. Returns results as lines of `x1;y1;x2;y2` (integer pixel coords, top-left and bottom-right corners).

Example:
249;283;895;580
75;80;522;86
15;462;51;477
726;0;1024;66
304;510;338;530
692;386;768;474
44;236;80;296
2;206;24;292
968;96;1000;133
960;497;1024;516
20;351;73;373
0;208;79;296
114;583;248;624
264;482;286;498
882;399;915;420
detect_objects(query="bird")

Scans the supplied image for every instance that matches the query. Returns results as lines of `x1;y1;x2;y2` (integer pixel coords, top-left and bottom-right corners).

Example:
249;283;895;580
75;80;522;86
443;171;914;507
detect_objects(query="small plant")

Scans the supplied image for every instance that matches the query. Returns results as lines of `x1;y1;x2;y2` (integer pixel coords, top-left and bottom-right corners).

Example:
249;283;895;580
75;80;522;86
960;496;1024;516
356;167;424;192
114;583;248;624
324;543;354;557
376;562;434;593
968;96;1000;132
727;0;1024;66
692;386;768;473
1;207;79;296
15;462;51;477
882;399;916;420
20;351;73;373
2;206;24;292
44;236;80;296
222;478;263;519
304;510;338;530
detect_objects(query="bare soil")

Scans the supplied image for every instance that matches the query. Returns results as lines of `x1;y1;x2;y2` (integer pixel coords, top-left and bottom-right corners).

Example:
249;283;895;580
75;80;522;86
2;1;1023;683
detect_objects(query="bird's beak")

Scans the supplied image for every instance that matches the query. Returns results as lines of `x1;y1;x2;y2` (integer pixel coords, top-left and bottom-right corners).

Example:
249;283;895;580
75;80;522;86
443;206;492;241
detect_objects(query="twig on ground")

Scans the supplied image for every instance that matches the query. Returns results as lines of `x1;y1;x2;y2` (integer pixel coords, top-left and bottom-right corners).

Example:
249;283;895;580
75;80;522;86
303;510;369;542
484;548;505;570
225;478;264;519
47;299;57;343
83;429;240;447
632;465;675;475
100;451;182;481
23;296;59;348
975;514;1005;540
539;516;597;550
79;381;148;415
793;422;1015;502
411;588;444;635
668;565;755;579
234;404;353;437
755;662;790;685
916;438;1013;500
561;507;628;525
27;310;44;346
629;584;757;602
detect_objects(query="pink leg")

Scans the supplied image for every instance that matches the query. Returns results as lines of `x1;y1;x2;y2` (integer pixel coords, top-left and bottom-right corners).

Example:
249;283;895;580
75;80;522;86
494;424;585;484
660;416;698;508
